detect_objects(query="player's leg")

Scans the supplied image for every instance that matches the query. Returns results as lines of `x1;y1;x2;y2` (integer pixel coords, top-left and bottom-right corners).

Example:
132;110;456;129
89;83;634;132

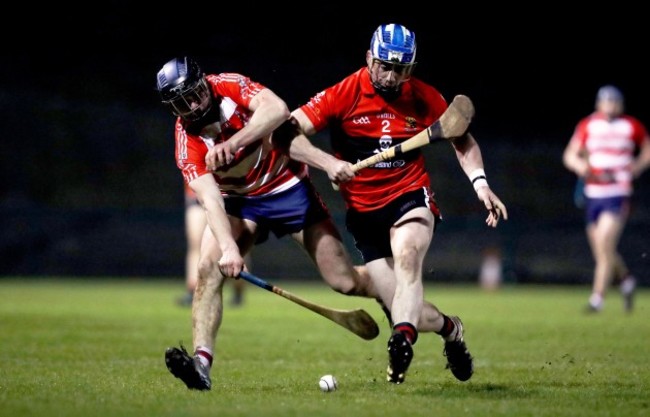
178;202;207;306
386;207;472;382
610;204;636;313
166;225;223;390
192;226;227;352
614;251;637;312
588;212;626;311
620;270;637;313
295;217;376;296
387;207;433;327
295;215;443;329
230;253;250;306
166;217;256;390
297;201;449;334
381;207;431;383
611;253;628;284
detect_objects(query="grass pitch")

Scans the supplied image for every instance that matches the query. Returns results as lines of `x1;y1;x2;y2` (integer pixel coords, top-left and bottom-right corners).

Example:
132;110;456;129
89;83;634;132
0;278;648;417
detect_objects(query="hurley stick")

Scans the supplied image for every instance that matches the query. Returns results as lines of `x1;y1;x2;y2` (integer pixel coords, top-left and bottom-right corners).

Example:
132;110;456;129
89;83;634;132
239;270;380;341
332;94;474;189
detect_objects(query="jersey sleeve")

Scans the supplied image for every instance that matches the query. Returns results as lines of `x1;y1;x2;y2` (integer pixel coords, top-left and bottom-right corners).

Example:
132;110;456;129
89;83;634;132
627;116;649;146
571;117;590;146
299;89;334;132
207;73;266;108
174;120;209;186
298;73;360;132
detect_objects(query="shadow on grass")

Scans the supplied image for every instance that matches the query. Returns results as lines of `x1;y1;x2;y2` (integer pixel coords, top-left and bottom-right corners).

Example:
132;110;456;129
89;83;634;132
411;382;532;399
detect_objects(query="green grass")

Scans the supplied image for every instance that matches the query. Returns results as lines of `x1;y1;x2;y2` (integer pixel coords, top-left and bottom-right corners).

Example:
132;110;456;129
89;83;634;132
0;278;648;417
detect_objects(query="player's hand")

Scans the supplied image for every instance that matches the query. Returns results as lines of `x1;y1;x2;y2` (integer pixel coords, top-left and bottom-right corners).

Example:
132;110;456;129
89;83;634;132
327;160;356;185
218;249;245;278
586;168;616;183
206;142;234;171
476;187;508;228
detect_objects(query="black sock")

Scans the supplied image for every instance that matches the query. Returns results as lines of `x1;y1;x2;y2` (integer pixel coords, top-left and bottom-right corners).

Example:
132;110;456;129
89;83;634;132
376;299;394;327
393;322;418;345
437;315;455;338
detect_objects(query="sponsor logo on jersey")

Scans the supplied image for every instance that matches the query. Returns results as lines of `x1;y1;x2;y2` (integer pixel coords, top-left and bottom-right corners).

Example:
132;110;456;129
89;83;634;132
353;116;371;125
367;136;405;168
363;160;406;168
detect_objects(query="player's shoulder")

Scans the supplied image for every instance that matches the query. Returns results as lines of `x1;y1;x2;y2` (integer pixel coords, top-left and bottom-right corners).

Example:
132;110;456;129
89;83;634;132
206;72;250;84
317;68;366;103
620;114;649;135
620;113;644;124
408;76;437;88
407;77;445;109
408;77;443;96
330;67;366;90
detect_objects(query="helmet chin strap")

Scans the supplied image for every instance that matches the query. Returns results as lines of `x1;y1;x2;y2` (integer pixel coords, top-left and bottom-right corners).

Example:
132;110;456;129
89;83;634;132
372;82;402;102
185;103;221;134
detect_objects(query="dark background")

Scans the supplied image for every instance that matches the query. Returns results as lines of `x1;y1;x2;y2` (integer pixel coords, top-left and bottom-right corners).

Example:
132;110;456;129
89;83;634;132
2;3;648;285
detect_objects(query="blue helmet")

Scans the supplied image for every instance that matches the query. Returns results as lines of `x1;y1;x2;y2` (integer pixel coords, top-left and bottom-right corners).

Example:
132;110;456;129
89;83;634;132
370;24;416;65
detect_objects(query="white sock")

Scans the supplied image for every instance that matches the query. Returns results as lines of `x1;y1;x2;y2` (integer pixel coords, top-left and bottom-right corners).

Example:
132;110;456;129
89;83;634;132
621;276;636;295
195;347;213;369
589;293;603;310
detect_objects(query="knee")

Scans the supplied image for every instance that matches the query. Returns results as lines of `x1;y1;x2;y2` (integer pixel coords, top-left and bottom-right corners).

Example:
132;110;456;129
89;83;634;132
327;271;371;297
197;258;224;285
395;246;420;273
329;280;361;297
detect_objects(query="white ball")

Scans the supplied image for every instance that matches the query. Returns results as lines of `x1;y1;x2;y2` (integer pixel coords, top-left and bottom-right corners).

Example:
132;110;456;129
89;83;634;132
318;374;338;392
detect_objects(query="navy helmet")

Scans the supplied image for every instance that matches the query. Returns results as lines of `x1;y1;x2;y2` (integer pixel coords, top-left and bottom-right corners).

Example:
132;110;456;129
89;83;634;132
596;85;623;103
156;57;212;121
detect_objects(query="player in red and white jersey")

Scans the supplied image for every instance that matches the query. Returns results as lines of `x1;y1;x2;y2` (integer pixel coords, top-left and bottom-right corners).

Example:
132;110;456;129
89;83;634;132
291;23;508;384
156;57;383;391
563;85;650;313
174;72;306;196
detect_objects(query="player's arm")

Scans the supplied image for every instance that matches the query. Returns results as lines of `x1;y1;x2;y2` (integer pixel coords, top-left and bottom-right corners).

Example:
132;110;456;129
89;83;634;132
230;88;290;148
289;109;356;185
451;132;508;227
189;174;244;277
562;133;589;177
206;89;290;170
632;133;650;178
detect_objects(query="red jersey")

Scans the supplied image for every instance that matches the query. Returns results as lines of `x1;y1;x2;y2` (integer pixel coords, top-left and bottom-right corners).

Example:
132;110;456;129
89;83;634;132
571;112;647;198
298;68;447;211
175;73;306;197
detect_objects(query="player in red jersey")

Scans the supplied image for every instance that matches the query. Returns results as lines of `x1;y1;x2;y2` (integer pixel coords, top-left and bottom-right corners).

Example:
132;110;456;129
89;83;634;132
563;85;650;313
156;57;381;391
291;24;508;384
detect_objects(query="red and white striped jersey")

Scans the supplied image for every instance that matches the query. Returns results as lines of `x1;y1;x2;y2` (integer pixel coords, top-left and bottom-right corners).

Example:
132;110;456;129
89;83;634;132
298;67;447;212
571;112;648;198
174;73;306;197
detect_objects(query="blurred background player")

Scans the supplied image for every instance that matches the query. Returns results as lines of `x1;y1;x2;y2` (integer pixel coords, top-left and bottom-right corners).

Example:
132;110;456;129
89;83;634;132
177;184;246;307
563;85;650;313
290;23;508;384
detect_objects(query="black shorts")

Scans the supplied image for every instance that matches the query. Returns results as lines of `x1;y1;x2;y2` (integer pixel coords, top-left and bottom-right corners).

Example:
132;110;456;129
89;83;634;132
345;187;441;263
224;179;330;244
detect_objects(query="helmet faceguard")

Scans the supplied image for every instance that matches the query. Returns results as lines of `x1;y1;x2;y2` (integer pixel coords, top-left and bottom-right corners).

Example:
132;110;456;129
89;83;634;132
368;24;417;100
156;57;212;122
